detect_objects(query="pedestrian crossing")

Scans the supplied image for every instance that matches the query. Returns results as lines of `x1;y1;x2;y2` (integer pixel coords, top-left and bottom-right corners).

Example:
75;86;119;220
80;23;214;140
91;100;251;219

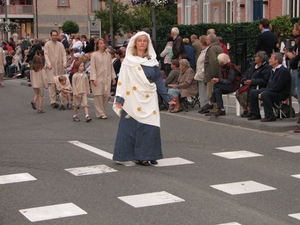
1;142;299;224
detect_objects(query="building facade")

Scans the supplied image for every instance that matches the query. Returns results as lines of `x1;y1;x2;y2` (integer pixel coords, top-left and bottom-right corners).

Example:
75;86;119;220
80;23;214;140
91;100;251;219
177;0;300;25
0;0;109;40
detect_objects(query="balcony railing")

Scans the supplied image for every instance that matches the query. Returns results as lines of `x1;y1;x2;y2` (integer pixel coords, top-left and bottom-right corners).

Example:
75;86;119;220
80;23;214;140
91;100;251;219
0;5;34;15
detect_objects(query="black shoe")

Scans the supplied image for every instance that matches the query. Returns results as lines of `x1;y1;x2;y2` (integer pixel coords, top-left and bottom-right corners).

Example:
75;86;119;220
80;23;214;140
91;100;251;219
150;160;158;165
297;118;300;124
137;160;151;166
248;114;261;120
261;116;276;122
240;111;249;117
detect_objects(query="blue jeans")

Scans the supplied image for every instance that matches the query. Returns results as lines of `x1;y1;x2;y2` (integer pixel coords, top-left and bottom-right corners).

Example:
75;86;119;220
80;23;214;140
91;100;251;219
8;65;17;77
210;83;235;109
250;88;288;117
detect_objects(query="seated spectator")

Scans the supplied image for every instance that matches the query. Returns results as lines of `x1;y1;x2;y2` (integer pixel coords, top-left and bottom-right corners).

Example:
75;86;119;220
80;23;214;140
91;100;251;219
72;34;83;52
200;53;241;117
167;59;198;113
248;52;291;122
236;51;271;117
83;37;95;53
165;59;180;86
18;49;30;78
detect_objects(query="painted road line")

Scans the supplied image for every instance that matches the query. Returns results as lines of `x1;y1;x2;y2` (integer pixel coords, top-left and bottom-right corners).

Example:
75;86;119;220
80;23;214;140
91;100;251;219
65;164;117;176
19;203;87;222
0;173;36;185
212;150;263;159
68;140;113;160
118;191;184;208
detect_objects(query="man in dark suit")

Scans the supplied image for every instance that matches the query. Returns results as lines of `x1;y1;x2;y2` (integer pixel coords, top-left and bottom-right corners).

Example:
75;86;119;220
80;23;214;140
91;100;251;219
248;52;291;122
255;18;278;57
60;33;69;49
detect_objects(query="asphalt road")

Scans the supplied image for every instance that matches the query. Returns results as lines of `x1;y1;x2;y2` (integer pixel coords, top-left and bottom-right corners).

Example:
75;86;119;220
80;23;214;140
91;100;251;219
1;79;300;225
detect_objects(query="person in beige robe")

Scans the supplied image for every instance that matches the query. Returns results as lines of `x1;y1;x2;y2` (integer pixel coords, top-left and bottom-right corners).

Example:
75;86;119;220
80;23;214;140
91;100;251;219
0;49;6;87
44;30;67;107
90;38;116;119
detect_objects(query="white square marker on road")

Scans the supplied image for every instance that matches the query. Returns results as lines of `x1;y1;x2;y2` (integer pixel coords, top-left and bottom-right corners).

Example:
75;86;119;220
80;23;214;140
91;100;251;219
0;173;36;185
213;150;263;159
211;180;276;195
276;146;300;153
217;223;242;225
291;174;300;179
153;157;194;167
289;213;300;220
19;203;87;222
118;191;185;208
65;165;117;176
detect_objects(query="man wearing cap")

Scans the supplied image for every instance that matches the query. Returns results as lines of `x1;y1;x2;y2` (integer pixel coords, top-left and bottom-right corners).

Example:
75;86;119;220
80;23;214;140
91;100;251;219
44;30;67;108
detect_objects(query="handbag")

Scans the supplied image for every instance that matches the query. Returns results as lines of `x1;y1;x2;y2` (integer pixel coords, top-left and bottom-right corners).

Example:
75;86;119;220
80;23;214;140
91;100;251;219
238;85;250;94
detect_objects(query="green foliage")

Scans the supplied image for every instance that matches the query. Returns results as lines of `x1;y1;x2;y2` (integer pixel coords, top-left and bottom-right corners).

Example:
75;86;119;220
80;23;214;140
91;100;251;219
61;20;79;34
95;1;130;36
156;4;177;26
271;15;294;42
128;6;152;31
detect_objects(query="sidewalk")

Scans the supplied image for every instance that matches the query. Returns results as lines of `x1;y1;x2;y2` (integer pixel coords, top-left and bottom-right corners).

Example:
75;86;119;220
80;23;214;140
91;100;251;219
14;77;300;133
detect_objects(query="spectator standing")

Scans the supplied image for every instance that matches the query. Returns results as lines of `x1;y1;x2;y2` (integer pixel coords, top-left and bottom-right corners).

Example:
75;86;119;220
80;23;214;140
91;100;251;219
44;30;67;108
207;28;229;54
170;27;185;59
190;34;201;61
194;35;209;110
203;33;223;114
160;36;173;76
183;38;196;70
60;33;69;49
284;21;300;116
90;38;116;119
255;18;278;57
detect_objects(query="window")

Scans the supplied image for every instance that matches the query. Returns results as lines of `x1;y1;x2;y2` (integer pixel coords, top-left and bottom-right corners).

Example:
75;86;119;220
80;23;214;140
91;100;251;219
203;3;209;23
91;0;100;11
184;0;191;25
58;0;70;7
287;0;300;17
225;0;233;23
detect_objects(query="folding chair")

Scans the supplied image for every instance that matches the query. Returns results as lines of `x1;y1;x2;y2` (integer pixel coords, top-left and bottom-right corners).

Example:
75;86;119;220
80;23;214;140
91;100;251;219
180;94;201;112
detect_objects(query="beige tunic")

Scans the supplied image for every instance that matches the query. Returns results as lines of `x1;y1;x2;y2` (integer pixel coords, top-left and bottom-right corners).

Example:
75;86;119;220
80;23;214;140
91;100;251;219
90;51;116;95
0;49;6;74
44;40;67;83
30;69;48;88
72;72;90;95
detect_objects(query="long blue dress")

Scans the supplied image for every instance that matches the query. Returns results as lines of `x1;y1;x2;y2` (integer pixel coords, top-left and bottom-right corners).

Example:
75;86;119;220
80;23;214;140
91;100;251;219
113;65;173;161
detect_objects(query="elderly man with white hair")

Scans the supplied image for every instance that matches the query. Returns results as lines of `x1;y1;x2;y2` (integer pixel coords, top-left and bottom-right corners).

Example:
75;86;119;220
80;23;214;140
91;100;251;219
170;27;185;60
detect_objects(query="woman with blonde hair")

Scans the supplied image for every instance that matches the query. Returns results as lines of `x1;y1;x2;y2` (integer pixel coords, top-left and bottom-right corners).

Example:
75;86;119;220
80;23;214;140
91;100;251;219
90;38;116;119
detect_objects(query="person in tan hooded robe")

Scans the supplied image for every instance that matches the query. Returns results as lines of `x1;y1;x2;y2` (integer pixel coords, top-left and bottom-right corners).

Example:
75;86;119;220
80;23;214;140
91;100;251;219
90;38;116;119
44;30;67;107
0;48;6;87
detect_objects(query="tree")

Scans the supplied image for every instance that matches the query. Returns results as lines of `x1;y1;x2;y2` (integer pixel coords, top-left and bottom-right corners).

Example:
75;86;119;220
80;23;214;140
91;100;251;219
61;20;79;35
94;1;130;36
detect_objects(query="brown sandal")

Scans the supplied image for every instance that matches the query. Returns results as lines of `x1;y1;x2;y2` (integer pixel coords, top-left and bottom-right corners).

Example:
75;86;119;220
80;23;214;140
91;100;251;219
170;108;183;113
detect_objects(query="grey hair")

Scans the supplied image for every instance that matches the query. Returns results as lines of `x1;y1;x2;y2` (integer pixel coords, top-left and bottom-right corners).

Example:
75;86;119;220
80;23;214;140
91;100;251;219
179;59;190;67
171;27;179;35
256;51;268;62
272;52;283;64
207;33;218;42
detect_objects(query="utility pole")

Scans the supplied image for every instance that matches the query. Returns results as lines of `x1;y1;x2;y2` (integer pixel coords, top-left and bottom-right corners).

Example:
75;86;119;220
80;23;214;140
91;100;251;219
5;0;8;40
109;0;113;46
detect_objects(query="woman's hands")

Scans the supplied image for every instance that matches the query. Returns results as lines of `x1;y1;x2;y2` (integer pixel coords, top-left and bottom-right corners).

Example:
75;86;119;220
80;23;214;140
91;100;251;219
168;99;176;105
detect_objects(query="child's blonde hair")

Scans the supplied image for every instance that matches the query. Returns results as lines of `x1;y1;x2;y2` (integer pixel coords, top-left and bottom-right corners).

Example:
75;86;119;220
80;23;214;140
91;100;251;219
58;75;67;83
